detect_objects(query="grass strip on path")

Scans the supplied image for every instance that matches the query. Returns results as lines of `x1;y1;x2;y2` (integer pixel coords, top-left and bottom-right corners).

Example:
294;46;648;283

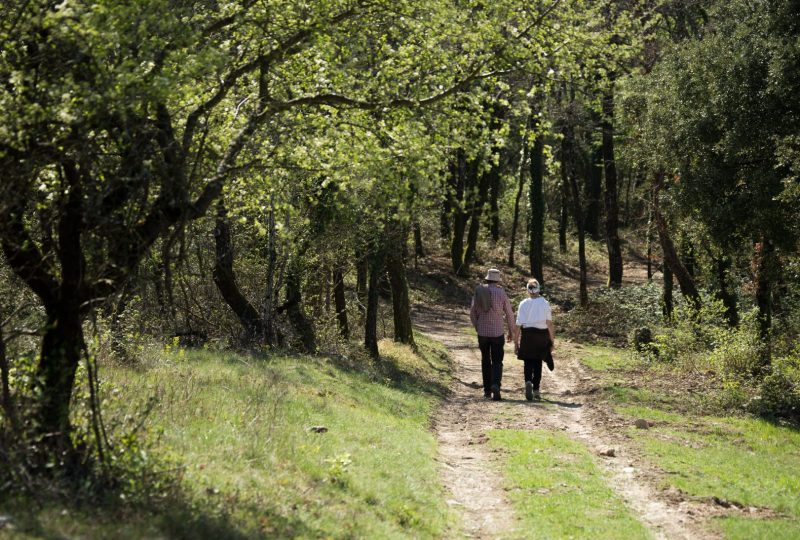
489;429;652;540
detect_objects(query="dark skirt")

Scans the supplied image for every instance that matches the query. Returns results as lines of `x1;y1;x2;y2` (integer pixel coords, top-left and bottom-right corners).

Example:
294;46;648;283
517;327;551;360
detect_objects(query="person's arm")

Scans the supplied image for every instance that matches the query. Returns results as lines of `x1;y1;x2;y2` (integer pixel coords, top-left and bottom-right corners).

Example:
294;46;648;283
547;320;555;345
514;300;524;350
503;295;516;342
469;298;478;329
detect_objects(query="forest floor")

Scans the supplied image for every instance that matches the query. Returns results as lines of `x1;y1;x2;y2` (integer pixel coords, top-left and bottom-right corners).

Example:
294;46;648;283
410;245;800;539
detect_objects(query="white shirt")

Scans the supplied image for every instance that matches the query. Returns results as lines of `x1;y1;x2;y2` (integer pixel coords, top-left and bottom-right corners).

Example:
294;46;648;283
516;296;552;329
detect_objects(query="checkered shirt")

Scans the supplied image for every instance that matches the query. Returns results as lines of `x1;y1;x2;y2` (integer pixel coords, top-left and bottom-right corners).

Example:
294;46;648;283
470;284;515;338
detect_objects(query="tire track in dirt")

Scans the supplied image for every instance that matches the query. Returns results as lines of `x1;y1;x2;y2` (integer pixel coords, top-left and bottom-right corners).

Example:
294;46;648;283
419;304;712;540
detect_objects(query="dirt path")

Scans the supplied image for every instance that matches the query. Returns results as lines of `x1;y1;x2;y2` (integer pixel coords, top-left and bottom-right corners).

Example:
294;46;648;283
418;304;711;540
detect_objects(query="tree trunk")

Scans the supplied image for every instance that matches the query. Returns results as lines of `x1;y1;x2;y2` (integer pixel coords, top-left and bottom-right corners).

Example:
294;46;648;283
463;159;490;273
584;145;603;240
662;262;674;319
449;152;469;275
559;153;569;254
364;245;386;359
285;256;315;353
413;222;425;260
213;202;267;343
623;170;637;227
681;237;696;278
508;143;527;267
386;230;415;347
0;316;16;431
440;176;452;241
602;85;623;288
37;306;83;458
754;237;775;350
489;166;501;243
263;198;280;345
355;246;368;313
713;253;738;326
37;163;85;458
652;174;700;308
529;131;545;283
646;197;654;282
564;135;588;306
332;267;349;339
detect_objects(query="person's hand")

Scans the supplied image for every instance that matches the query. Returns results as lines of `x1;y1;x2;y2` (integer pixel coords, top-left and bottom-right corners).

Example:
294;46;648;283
506;333;513;343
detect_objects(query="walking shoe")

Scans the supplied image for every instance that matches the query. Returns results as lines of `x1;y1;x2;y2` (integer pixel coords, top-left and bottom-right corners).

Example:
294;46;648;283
491;384;502;401
533;389;541;400
525;381;533;401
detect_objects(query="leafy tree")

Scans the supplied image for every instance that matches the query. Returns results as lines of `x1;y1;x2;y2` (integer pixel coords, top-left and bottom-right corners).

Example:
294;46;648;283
0;0;525;466
627;0;800;350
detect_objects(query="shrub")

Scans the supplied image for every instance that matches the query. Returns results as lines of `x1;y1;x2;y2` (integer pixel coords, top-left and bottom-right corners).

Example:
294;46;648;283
706;310;766;379
0;351;177;507
629;326;655;353
752;352;800;421
561;282;667;345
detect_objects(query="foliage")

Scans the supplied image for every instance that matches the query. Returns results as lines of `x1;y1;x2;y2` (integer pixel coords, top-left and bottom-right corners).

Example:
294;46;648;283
752;351;800;421
626;0;800;249
0;357;176;506
560;282;668;345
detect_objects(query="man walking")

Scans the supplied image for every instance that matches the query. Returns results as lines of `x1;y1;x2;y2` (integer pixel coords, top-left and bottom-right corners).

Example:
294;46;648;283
470;268;516;401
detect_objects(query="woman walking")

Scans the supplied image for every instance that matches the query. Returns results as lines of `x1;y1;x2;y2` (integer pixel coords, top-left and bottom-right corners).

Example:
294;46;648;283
514;279;555;401
470;268;516;401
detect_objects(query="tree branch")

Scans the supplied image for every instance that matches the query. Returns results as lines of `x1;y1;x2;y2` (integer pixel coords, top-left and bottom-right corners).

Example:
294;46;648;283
0;207;58;307
182;3;365;153
265;68;513;112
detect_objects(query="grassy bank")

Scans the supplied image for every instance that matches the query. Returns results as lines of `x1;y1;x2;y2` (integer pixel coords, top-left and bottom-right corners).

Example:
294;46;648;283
579;344;800;539
2;336;454;539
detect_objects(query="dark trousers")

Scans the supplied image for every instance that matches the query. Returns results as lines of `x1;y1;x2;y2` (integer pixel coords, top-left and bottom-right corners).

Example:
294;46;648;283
478;335;504;392
524;359;543;390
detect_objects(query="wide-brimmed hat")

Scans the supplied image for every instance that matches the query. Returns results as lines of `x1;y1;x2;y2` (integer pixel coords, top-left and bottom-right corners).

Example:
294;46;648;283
484;268;502;282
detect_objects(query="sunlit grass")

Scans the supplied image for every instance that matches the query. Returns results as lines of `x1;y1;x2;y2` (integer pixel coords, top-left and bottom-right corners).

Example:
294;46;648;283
580;343;800;538
616;405;800;538
489;429;652;540
3;337;455;539
575;343;632;371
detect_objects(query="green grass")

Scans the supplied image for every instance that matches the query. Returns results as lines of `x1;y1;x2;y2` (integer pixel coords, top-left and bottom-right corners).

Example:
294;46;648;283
615;405;800;538
489;429;652;540
716;516;800;540
2;336;455;539
577;344;632;372
579;343;800;538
